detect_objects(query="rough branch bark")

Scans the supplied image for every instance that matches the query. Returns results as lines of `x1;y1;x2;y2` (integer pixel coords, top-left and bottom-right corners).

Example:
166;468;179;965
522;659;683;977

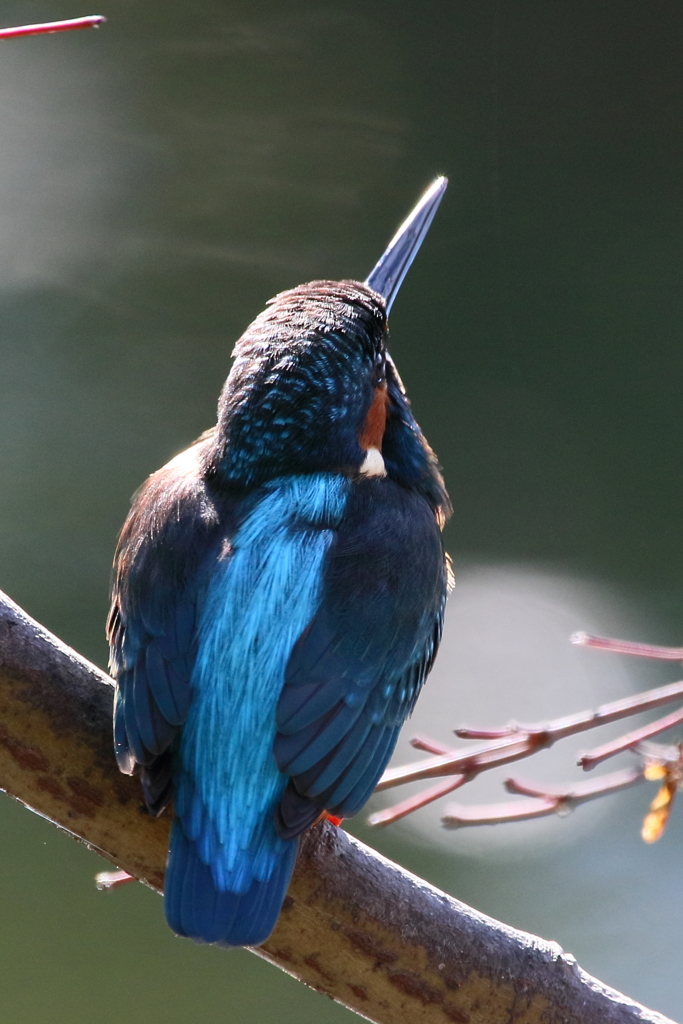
0;589;675;1024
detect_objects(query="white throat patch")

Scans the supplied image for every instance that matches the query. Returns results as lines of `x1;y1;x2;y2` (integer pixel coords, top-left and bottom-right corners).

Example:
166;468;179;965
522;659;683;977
359;447;386;478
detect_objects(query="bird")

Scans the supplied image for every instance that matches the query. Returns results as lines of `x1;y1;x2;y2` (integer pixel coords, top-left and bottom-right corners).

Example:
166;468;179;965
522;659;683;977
107;177;453;948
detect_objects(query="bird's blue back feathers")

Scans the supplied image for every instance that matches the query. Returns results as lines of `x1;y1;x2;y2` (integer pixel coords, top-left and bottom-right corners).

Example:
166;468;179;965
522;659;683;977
170;473;348;943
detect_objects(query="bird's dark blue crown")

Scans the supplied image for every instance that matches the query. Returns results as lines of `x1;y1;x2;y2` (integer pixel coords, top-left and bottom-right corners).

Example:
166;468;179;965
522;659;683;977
205;279;449;519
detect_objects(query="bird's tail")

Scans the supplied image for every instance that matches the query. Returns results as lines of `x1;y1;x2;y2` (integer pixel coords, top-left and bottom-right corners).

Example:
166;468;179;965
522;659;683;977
164;820;299;947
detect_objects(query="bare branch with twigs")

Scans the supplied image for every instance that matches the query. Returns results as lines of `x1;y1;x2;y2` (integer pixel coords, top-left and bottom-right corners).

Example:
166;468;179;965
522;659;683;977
371;631;683;837
374;678;683;793
1;589;674;1024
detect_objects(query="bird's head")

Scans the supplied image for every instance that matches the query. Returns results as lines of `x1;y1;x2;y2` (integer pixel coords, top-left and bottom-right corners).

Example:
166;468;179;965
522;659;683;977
207;179;451;519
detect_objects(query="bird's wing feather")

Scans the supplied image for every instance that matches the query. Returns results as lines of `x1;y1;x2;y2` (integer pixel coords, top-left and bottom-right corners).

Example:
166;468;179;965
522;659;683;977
274;478;449;834
107;435;227;813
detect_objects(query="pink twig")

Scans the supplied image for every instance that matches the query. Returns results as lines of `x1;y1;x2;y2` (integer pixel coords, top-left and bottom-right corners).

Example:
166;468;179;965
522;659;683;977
376;678;683;792
442;767;645;829
572;631;683;660
579;706;683;770
455;726;517;740
368;775;468;827
443;797;560;827
504;770;643;800
409;735;451;755
0;15;106;40
95;869;135;890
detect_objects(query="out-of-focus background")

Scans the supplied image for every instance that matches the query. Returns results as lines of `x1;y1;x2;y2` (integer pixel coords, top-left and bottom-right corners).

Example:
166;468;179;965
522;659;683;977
0;1;682;1020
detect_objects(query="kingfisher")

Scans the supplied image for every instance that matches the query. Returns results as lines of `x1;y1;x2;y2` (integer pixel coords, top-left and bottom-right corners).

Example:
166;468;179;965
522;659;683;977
108;178;452;947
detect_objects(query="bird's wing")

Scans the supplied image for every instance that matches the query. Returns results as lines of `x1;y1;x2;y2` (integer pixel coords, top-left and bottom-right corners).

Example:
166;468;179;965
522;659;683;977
274;478;450;835
107;437;226;814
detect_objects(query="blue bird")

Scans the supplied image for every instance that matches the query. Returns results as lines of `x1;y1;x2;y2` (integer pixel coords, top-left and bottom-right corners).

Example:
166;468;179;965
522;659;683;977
108;178;453;947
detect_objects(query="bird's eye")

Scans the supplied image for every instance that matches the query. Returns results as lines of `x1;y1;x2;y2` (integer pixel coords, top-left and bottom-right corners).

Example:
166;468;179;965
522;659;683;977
373;353;386;387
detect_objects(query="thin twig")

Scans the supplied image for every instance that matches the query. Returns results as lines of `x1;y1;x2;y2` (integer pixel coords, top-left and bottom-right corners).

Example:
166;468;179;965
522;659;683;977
572;631;683;661
375;678;683;794
0;16;106;40
442;767;646;829
409;735;452;754
95;869;135;890
580;707;683;770
368;775;468;827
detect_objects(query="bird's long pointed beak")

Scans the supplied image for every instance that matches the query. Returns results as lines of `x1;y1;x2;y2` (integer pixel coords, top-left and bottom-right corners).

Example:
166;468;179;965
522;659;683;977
365;176;448;314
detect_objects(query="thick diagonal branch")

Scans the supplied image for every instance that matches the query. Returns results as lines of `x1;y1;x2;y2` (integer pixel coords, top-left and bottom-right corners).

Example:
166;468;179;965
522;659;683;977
0;589;675;1024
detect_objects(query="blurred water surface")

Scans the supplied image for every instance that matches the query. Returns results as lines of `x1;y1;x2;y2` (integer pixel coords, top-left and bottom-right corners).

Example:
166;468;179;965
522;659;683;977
0;1;682;1020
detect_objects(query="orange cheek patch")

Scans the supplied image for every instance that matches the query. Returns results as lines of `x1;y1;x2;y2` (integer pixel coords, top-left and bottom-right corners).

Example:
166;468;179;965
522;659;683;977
359;385;388;451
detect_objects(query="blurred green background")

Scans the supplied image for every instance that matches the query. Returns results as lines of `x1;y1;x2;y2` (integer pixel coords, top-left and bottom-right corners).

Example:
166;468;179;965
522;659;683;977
0;1;682;1020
